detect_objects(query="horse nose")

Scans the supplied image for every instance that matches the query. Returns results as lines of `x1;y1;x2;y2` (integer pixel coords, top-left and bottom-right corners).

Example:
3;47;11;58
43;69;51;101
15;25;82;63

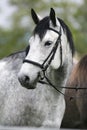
18;74;30;87
24;75;30;83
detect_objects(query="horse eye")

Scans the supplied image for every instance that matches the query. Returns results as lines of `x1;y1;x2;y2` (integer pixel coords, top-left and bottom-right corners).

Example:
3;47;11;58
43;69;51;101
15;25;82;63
44;41;52;46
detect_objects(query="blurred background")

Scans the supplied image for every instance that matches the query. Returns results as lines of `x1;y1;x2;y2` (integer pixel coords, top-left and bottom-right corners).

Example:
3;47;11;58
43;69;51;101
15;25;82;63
0;0;87;59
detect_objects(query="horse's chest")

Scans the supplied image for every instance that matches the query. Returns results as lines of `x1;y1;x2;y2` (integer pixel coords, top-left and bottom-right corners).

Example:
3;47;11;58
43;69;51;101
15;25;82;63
0;85;60;126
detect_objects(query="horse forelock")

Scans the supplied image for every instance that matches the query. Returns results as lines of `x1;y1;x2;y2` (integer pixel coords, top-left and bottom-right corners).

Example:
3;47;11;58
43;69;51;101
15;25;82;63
33;16;49;40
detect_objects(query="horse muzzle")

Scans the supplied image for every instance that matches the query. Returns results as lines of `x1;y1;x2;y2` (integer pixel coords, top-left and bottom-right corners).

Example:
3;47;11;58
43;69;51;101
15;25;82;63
18;73;38;89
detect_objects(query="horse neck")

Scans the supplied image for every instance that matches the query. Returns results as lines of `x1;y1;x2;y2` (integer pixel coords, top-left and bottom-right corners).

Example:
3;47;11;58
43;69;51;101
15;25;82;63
49;49;73;92
50;66;67;88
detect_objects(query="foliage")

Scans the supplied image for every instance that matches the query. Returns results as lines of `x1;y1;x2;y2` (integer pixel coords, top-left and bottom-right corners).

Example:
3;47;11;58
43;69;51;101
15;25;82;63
74;0;87;57
0;0;87;58
0;28;28;58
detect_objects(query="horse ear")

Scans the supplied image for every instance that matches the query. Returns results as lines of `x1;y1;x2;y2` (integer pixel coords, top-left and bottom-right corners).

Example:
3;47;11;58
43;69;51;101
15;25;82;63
31;9;40;24
50;8;56;27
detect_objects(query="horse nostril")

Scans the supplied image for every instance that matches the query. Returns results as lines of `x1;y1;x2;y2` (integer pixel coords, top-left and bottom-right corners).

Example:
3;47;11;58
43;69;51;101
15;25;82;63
24;75;30;83
18;74;30;85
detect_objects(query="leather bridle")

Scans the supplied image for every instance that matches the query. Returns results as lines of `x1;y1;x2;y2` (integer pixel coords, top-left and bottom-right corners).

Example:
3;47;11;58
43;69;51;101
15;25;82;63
23;27;64;94
23;27;62;70
23;27;87;98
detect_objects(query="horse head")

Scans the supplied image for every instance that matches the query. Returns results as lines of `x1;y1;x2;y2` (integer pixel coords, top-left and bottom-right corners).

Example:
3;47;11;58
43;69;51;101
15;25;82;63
18;8;74;89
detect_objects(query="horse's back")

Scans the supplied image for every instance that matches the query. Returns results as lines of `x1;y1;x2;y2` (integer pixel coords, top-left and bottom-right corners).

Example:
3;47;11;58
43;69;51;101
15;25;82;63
0;51;25;72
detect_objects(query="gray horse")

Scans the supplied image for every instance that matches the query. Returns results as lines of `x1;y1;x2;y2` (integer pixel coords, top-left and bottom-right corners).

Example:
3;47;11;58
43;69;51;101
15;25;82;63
0;8;74;128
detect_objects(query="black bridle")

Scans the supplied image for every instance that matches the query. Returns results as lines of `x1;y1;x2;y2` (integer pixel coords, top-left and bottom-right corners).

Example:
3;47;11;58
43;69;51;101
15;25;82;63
23;27;87;99
23;27;64;94
23;27;62;70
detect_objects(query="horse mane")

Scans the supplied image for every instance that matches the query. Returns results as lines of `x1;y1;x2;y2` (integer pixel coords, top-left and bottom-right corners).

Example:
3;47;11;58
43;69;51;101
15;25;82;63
58;18;75;56
33;16;75;56
67;55;87;87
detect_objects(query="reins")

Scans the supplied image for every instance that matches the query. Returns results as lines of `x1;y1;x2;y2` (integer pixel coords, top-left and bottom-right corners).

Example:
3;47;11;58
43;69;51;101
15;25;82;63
23;27;87;100
38;75;87;100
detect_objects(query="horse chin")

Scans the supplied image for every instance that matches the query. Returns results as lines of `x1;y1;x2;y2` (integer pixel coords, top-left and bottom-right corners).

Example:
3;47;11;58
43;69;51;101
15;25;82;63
21;82;37;89
25;84;36;89
19;78;38;89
